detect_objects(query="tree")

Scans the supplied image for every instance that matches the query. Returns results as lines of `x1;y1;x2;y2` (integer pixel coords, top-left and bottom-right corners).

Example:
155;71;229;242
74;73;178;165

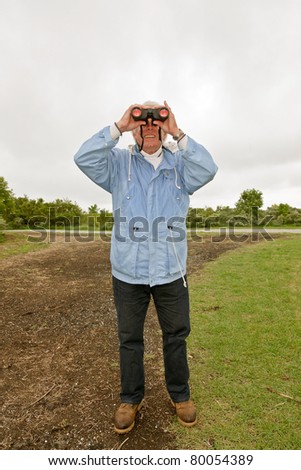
215;205;236;226
266;204;301;226
88;204;100;214
0;177;15;222
48;198;83;227
235;188;263;214
13;194;47;228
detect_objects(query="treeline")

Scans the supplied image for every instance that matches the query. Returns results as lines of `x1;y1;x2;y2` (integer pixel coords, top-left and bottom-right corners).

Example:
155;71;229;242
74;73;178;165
1;177;301;231
0;177;112;231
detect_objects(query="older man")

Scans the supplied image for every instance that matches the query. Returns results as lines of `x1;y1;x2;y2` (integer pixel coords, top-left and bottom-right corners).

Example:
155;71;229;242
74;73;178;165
74;101;218;434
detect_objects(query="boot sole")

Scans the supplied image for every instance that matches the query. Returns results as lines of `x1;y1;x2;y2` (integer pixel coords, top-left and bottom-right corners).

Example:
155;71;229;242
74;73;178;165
114;421;135;435
177;416;198;427
114;401;143;435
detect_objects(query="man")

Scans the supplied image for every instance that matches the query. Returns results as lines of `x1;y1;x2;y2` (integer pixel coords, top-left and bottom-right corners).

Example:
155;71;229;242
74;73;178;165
74;101;218;434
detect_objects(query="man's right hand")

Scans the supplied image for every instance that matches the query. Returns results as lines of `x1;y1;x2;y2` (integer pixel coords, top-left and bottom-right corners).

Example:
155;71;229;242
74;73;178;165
116;104;145;133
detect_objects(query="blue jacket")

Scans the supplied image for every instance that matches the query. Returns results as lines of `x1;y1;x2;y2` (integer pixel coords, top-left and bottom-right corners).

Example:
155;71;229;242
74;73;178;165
74;126;218;286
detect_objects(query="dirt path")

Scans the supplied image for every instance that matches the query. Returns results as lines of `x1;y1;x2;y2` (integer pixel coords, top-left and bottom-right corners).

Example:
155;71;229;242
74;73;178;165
1;234;250;450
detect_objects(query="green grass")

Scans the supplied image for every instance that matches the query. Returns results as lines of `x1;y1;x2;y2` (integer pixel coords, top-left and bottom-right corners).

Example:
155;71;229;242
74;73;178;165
172;236;301;449
0;232;49;259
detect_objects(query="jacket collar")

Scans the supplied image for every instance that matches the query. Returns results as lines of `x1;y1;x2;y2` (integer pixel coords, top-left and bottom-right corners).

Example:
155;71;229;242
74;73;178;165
129;144;177;170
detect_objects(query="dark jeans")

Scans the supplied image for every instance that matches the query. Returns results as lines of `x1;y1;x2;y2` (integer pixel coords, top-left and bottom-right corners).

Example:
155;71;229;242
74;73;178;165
112;276;191;404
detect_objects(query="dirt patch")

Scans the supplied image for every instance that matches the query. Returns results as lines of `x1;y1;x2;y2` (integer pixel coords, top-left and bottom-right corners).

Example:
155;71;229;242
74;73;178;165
1;233;262;450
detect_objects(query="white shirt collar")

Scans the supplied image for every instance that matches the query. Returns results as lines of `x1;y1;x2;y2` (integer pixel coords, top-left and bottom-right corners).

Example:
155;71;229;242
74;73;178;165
141;146;163;159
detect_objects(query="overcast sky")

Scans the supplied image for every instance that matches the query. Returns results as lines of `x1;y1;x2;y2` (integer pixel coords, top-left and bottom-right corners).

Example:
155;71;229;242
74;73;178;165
1;0;300;211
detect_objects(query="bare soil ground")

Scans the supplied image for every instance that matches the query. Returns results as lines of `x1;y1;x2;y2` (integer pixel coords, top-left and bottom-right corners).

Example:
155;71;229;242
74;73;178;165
1;233;260;450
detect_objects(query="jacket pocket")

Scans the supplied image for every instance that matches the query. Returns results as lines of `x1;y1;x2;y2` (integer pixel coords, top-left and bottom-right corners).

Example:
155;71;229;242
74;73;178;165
166;224;187;275
110;224;139;278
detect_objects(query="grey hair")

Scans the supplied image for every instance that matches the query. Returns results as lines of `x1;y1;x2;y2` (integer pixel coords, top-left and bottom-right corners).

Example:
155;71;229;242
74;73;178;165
142;100;163;108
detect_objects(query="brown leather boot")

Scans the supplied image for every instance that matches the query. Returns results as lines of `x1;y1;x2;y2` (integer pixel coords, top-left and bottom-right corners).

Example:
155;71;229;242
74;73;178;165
172;399;197;427
113;401;143;434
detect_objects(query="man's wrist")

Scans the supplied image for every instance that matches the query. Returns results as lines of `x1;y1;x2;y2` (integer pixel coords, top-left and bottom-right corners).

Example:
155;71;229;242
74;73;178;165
116;120;127;134
172;129;185;141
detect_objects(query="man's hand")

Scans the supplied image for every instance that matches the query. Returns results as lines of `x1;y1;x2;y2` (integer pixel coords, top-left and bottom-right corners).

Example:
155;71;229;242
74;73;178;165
153;101;181;138
116;104;145;134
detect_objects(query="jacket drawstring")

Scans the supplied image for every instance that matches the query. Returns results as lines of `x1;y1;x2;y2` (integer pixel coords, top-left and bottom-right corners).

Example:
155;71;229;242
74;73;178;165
168;226;187;288
174;167;181;189
128;153;132;181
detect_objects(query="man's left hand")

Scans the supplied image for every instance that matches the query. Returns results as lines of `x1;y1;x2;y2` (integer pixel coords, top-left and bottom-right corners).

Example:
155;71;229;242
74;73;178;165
153;101;181;138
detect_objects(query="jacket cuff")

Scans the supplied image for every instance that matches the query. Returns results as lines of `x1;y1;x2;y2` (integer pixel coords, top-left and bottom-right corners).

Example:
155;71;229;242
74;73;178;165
110;123;122;141
177;134;188;150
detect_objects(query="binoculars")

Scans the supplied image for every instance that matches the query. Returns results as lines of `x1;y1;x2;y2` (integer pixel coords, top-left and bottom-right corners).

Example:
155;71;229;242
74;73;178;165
131;107;169;123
